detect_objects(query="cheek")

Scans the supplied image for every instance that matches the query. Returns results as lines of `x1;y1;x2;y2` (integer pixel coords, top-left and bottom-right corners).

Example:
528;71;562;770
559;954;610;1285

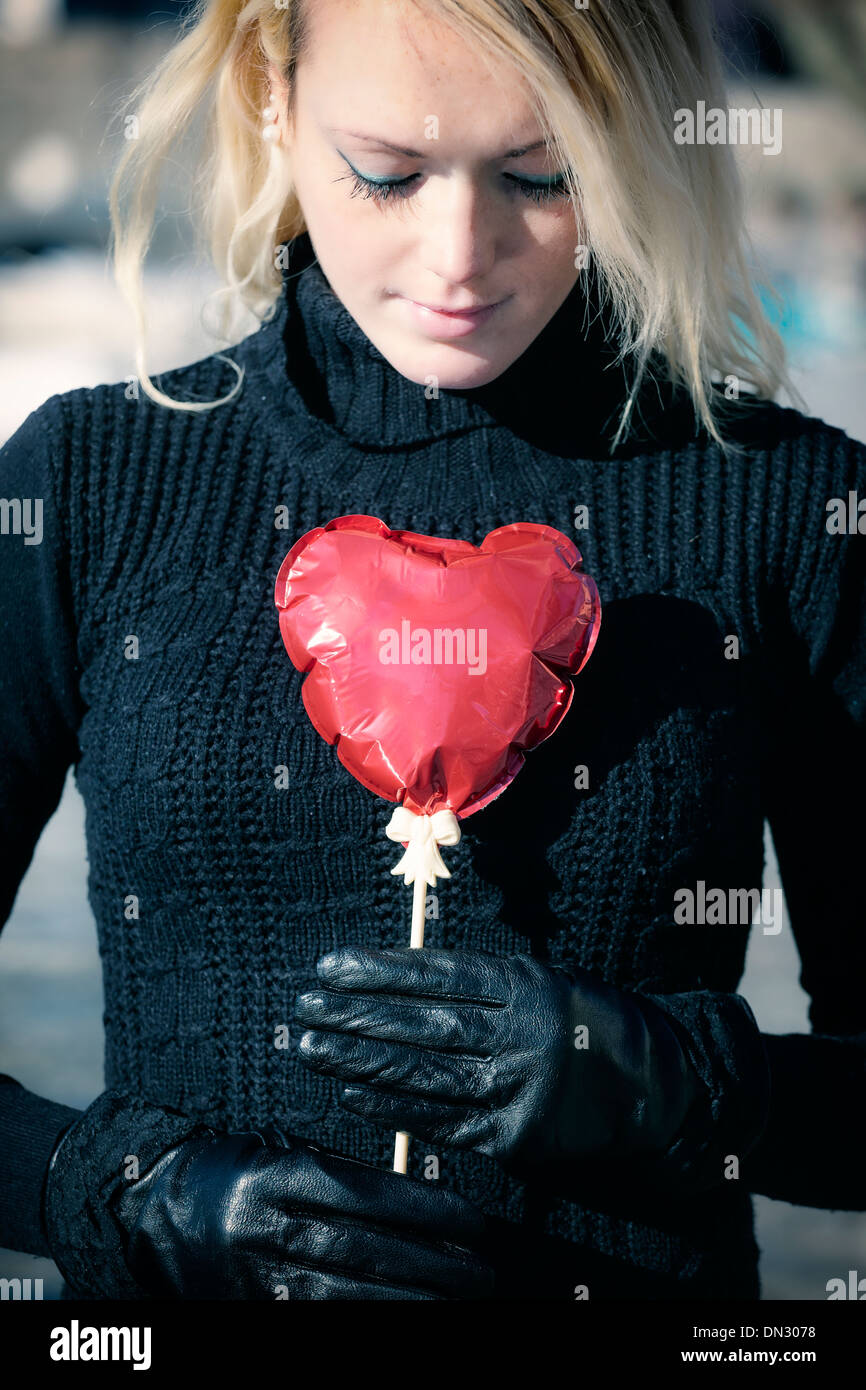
538;204;583;257
323;234;392;301
291;149;356;234
526;221;583;292
294;181;378;281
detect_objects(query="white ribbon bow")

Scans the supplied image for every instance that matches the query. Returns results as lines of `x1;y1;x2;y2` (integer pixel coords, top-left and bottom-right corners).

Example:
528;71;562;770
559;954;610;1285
385;806;462;887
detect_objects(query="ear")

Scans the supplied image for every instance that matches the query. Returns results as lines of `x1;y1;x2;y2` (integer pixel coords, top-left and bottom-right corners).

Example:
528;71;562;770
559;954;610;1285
267;60;292;141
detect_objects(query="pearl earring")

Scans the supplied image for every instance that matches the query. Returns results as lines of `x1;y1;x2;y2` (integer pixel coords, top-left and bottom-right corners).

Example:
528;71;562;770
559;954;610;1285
262;99;280;143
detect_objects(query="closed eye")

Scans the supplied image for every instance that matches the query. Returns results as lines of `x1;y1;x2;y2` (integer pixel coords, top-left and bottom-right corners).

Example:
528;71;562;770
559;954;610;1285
335;165;570;207
504;172;570;204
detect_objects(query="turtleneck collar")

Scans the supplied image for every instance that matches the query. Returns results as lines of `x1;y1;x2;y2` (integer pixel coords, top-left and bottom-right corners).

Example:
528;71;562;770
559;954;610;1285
248;230;676;456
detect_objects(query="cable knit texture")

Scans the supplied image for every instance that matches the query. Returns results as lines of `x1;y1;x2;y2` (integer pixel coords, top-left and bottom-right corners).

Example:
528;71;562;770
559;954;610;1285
41;1091;215;1299
1;231;864;1300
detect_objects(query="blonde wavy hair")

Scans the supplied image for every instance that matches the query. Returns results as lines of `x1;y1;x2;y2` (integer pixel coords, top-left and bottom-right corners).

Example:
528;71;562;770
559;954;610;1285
108;0;796;449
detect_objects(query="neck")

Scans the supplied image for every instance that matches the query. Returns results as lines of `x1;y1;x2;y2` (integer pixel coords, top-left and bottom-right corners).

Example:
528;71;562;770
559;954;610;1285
267;231;676;454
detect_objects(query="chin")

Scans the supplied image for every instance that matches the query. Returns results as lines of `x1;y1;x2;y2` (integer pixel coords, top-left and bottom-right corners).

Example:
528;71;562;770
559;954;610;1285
391;343;510;391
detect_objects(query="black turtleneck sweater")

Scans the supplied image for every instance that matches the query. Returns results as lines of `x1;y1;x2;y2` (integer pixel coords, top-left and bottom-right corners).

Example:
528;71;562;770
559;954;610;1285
1;232;864;1300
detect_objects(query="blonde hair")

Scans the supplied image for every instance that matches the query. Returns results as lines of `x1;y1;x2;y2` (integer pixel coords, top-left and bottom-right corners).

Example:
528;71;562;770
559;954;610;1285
108;0;797;449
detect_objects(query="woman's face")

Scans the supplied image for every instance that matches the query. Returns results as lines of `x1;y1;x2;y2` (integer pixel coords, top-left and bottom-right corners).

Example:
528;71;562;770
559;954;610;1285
277;0;581;389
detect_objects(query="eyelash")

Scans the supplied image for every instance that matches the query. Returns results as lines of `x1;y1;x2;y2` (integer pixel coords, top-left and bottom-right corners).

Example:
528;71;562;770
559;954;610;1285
339;168;570;206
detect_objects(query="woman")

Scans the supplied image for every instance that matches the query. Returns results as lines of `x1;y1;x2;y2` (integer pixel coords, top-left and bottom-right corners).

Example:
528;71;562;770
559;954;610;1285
0;0;863;1302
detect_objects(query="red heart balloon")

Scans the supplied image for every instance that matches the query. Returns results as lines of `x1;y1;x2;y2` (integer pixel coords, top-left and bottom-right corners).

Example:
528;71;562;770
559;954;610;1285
275;515;601;819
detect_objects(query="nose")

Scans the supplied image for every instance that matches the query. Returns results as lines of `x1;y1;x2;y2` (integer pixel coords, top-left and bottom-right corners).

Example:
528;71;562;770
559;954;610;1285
421;173;499;287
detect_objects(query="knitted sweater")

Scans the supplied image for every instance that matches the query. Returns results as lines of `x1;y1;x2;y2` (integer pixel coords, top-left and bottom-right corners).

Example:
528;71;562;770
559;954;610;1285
1;231;864;1301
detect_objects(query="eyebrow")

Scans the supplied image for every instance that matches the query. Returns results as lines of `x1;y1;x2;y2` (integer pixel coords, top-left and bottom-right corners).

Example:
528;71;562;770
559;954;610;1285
326;128;547;159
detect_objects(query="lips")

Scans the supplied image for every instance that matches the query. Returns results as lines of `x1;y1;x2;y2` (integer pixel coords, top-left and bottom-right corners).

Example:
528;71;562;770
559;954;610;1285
400;294;505;338
416;300;499;315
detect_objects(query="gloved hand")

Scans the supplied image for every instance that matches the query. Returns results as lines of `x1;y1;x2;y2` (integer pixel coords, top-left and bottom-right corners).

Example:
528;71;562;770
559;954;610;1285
294;947;704;1189
42;1100;493;1300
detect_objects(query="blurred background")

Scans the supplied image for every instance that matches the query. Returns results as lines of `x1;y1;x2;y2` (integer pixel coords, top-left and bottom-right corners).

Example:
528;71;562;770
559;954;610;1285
1;0;864;1298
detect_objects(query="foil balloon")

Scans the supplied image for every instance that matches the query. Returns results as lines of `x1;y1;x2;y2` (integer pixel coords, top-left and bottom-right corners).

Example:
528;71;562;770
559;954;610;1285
274;513;601;1171
275;514;600;818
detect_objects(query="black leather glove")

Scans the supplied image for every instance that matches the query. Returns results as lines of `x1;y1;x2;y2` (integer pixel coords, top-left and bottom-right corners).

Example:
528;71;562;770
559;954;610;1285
294;946;704;1191
42;1097;492;1300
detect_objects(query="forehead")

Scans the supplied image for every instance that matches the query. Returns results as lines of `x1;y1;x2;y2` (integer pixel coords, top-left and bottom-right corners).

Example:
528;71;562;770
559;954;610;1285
296;0;542;146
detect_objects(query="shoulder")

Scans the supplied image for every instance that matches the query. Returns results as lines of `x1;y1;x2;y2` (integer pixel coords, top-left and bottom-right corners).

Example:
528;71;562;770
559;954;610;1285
0;328;268;584
619;370;865;484
718;398;865;668
56;335;257;430
651;394;865;651
3;326;270;491
713;393;865;480
672;394;866;559
717;398;865;559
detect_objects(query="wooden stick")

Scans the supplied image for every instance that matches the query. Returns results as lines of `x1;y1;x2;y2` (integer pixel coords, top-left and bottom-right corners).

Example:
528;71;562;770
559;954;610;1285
392;870;428;1173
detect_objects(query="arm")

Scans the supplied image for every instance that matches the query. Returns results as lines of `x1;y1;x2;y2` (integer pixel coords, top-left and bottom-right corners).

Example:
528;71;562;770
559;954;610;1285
0;397;89;1255
741;457;866;1209
0;399;229;1280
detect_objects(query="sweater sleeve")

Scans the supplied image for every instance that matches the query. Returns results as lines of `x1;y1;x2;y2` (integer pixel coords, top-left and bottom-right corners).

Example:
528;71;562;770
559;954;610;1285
578;421;865;1207
739;429;866;1210
0;398;221;1286
0;396;91;1256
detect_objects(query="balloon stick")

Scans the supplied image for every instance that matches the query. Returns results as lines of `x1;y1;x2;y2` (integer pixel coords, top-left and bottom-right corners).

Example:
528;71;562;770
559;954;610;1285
386;807;461;1174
